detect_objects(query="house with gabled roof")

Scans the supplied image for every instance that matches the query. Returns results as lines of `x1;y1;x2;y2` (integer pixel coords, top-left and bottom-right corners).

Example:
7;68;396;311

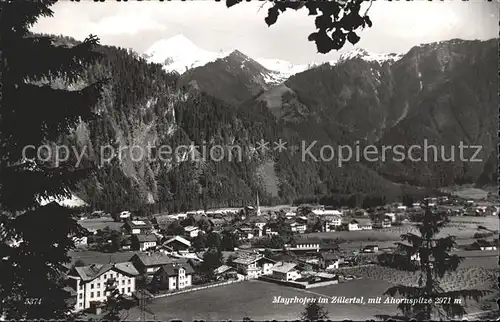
131;234;157;251
67;262;139;311
130;253;172;275
271;262;301;281
232;252;275;279
318;252;340;270
123;220;154;235
153;260;195;291
161;235;191;252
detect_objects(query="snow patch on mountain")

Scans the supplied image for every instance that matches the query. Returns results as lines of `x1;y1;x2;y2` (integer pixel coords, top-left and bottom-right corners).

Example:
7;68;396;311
256;58;309;81
338;48;403;65
144;35;228;74
144;35;313;82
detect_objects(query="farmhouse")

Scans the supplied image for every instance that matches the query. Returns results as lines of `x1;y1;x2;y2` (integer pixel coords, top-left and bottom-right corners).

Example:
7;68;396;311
384;213;396;223
232;253;275;279
237;227;255;240
119;211;131;221
184;225;200;238
290;222;307;234
373;219;391;229
130;253;172;275
67;262;139;311
123;220;154;235
475;240;497;251
323;214;342;232
213;265;239;281
131;234;157;251
356;219;372;230
153;260;195;291
348;219;360;231
271;262;301;281
72;236;88;248
318;253;340;270
363;245;379;253
161;236;191;252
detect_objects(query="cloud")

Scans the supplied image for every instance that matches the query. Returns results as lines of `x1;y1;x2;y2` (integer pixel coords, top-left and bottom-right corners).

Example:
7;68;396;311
87;13;166;36
31;1;498;64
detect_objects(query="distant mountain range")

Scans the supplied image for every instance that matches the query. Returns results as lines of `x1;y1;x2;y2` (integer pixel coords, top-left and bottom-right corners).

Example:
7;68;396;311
52;34;497;213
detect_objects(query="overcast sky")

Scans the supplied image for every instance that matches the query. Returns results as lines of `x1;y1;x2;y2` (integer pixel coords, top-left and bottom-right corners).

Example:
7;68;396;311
32;0;498;64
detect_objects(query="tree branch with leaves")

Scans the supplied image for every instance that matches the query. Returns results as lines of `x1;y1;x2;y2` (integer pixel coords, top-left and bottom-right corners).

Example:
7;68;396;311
225;0;373;53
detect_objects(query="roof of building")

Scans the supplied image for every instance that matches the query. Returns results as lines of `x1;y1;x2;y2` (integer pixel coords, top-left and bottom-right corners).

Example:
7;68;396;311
314;272;338;279
213;265;235;275
272;262;297;273
125;220;153;228
134;234;157;243
73;261;139;282
184;225;199;232
295;238;321;245
364;244;379;248
131;253;173;267
163;236;191;247
156;260;195;276
233;254;262;265
320;252;339;261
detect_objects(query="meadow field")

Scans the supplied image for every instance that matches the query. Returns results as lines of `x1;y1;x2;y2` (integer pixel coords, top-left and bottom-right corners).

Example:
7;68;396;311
77;217;123;232
305;216;497;244
121;279;399;321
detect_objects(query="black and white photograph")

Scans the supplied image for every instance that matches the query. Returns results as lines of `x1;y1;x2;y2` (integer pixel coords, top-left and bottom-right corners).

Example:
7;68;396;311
0;0;498;320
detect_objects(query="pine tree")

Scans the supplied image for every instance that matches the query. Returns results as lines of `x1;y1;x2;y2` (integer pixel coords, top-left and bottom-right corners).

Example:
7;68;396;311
301;300;329;320
102;277;132;321
378;207;490;320
0;0;104;318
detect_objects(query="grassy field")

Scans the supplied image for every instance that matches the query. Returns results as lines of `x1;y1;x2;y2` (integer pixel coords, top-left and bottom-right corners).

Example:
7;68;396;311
121;279;400;321
120;276;492;321
339;258;497;292
440;186;491;200
78;218;123;232
306;216;497;244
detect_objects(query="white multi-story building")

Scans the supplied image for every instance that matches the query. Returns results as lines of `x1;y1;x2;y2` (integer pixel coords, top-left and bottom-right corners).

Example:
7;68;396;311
271;262;302;281
67;262;139;311
348;220;360;231
232;253;275;279
153;261;195;291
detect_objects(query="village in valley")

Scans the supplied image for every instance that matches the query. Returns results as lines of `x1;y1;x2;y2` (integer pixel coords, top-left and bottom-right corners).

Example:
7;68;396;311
64;189;499;320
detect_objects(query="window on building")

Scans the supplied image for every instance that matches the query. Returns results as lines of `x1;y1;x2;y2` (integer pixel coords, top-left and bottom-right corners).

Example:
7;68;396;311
91;283;94;289
121;288;124;293
79;303;83;308
121;280;125;285
79;284;83;290
104;274;107;279
127;287;131;292
97;283;100;288
90;292;94;298
79;294;82;299
97;291;100;297
128;279;131;284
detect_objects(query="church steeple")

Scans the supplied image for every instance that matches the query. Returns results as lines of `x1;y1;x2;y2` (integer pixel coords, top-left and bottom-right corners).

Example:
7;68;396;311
256;192;261;216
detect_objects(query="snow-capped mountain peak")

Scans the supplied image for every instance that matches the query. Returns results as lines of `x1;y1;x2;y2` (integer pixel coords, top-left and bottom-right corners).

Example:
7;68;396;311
338;47;403;64
144;35;311;82
144;34;228;74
